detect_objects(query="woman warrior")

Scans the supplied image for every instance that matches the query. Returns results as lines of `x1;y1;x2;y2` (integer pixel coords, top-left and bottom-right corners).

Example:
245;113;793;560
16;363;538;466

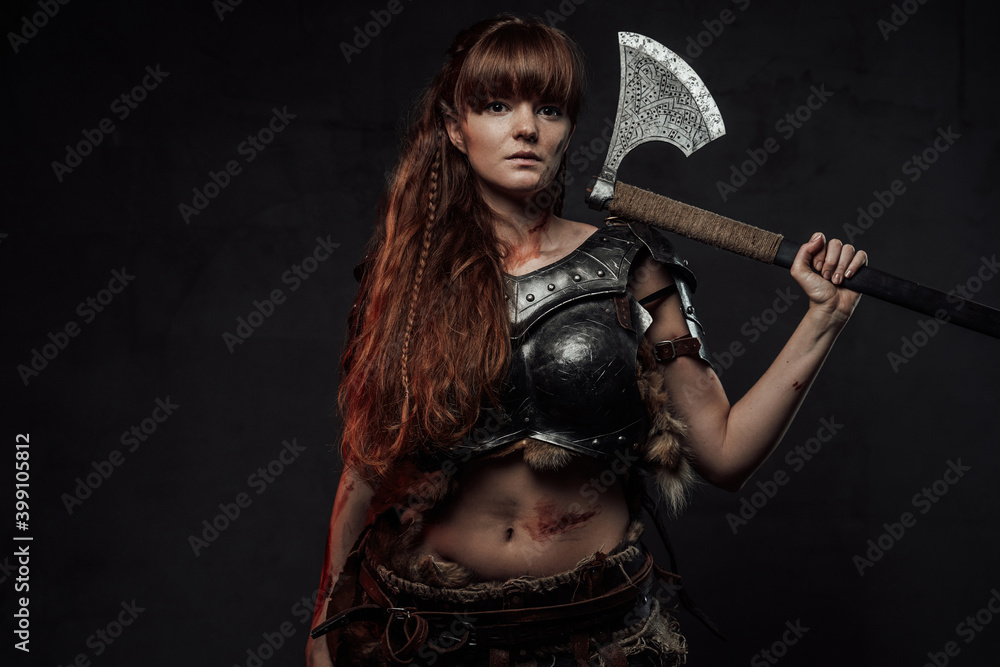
306;14;866;666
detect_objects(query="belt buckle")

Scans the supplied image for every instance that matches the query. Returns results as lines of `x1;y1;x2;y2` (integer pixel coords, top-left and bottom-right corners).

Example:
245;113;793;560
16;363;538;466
387;606;413;620
579;556;608;597
439;617;477;647
655;339;676;362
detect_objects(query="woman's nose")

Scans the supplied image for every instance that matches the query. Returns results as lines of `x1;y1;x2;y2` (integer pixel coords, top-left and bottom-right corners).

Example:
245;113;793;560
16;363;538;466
512;104;538;141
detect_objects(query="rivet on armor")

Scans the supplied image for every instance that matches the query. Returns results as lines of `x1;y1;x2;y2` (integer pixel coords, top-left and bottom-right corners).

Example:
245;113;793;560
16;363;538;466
618;435;626;441
547;283;555;291
597;269;605;277
683;259;689;266
686;306;694;314
526;293;535;302
524;417;530;423
573;274;581;282
592;439;599;445
605;309;611;314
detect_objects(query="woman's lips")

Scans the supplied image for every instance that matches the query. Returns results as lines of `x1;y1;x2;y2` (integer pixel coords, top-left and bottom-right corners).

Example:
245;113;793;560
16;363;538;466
507;151;541;165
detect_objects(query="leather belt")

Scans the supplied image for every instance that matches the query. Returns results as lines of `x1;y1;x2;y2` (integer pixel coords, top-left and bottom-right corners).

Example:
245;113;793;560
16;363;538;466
313;550;656;664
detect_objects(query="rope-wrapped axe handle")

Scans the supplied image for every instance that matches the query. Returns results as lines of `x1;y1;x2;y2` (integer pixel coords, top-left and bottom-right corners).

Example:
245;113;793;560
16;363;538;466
608;181;1000;340
611;181;784;263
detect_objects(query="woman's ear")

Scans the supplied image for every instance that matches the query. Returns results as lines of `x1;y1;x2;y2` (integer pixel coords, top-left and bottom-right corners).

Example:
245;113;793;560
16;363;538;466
444;114;467;155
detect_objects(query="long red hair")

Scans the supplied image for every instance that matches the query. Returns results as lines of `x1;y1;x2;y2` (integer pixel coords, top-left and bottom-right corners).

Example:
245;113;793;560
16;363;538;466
339;15;586;481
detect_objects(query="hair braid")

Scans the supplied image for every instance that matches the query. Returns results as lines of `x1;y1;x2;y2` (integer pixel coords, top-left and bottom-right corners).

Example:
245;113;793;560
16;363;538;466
338;15;586;478
399;138;443;417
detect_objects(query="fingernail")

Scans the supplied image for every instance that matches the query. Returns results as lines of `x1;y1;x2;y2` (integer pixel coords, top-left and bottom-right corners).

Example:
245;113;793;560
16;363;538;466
845;269;853;279
811;232;822;241
834;272;842;284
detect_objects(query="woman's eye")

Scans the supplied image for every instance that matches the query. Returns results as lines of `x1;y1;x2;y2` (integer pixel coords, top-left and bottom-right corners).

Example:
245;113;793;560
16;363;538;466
539;106;563;117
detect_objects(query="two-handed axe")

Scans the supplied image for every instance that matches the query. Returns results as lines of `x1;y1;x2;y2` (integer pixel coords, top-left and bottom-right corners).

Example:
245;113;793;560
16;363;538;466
587;32;1000;340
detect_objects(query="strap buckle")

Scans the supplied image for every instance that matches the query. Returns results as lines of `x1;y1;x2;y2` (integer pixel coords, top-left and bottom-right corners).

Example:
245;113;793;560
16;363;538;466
387;606;413;620
653;334;701;362
439;617;477;647
656;339;676;361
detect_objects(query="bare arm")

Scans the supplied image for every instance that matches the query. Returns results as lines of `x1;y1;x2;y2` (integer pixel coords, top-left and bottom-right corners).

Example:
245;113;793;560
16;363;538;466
633;233;867;491
305;466;376;667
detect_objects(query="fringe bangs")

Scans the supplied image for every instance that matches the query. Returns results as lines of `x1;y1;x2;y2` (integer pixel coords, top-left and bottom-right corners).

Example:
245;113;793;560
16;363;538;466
453;19;585;121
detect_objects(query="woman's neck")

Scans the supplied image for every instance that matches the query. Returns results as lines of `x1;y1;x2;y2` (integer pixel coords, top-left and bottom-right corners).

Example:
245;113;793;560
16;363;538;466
481;187;547;226
476;183;575;274
495;210;570;276
479;184;559;242
495;209;553;246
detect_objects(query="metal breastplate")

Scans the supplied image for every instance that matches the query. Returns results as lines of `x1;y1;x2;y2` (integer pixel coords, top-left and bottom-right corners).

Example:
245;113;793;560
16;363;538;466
452;224;653;463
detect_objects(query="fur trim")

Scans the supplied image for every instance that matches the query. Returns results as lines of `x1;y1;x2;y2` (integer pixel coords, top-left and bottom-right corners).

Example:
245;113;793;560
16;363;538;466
457;438;579;472
521;438;576;470
365;459;456;526
362;460;484;588
653;458;697;517
369;514;480;589
636;337;698;515
368;519;646;601
480;437;577;471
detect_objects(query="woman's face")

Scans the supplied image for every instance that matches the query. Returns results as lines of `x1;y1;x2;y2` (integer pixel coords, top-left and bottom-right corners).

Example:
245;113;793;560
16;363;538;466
446;95;574;209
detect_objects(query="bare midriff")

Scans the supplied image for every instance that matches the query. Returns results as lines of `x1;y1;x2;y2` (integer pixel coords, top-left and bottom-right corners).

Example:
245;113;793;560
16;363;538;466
415;447;630;580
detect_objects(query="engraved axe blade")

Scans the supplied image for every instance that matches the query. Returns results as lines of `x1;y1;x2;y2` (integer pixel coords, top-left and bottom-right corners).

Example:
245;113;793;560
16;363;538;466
581;33;1000;340
587;32;726;210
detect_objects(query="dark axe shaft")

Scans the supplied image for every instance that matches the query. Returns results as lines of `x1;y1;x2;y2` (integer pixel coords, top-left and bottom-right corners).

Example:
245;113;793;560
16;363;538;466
608;181;1000;340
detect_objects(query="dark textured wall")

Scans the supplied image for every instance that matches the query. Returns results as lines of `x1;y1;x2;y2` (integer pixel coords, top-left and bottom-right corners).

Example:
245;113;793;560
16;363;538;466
3;0;999;665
